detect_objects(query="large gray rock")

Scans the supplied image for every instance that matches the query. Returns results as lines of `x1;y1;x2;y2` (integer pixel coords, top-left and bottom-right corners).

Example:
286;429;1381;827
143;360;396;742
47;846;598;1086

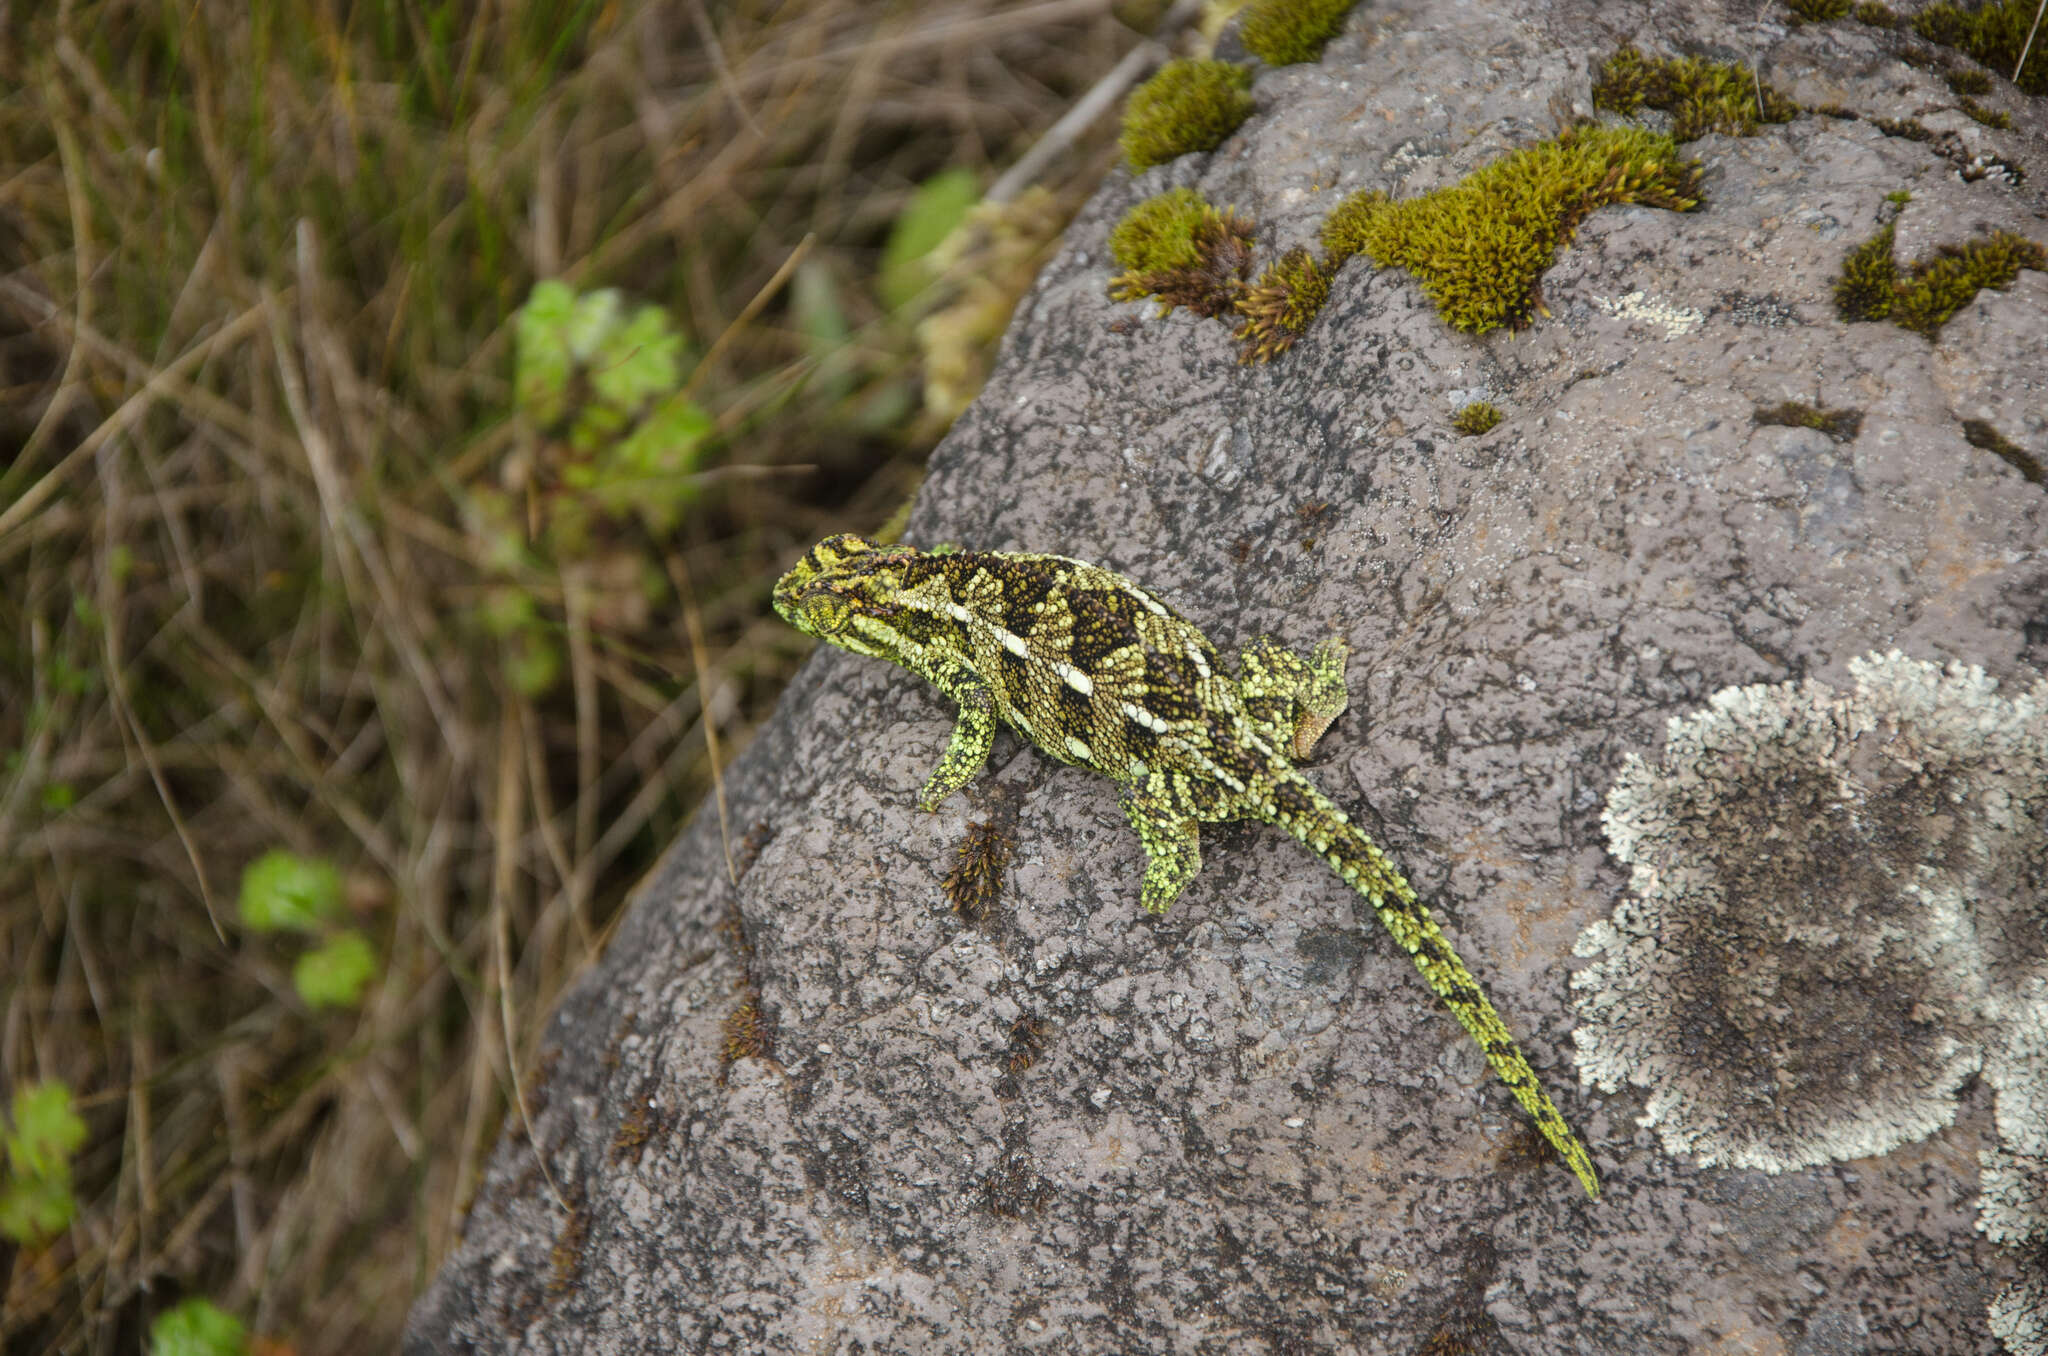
408;0;2048;1349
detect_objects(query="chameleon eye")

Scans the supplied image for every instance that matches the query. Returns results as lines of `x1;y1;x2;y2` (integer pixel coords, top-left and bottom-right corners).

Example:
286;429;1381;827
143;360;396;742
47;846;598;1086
799;591;852;635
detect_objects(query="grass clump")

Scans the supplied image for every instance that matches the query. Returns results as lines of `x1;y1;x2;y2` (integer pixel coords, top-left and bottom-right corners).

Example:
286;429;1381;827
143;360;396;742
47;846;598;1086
1854;1;1899;24
1592;44;1803;141
1320;124;1702;333
1108;189;1259;317
1240;0;1358;66
1834;223;2047;335
1754;401;1865;441
1234;248;1336;362
1913;0;2048;95
1121;59;1256;170
1787;0;1852;19
1962;420;2045;484
1451;402;1504;435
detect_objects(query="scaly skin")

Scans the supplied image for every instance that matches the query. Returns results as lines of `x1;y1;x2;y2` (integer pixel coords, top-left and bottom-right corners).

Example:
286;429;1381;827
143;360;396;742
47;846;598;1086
774;534;1599;1198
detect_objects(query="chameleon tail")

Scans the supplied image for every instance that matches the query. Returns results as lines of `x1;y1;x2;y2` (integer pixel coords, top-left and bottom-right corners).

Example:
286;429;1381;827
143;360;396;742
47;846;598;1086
1269;773;1601;1199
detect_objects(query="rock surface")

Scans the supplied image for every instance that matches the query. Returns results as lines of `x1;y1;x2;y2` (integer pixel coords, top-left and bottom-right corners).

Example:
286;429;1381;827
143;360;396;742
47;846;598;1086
408;0;2048;1350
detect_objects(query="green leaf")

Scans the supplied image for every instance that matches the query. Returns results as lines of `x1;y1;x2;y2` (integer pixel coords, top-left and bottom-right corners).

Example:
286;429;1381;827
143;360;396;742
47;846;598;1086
588;304;683;412
0;1081;83;1243
237;850;342;933
513;278;581;428
563;287;624;363
0;1172;76;1243
596;393;714;532
8;1081;87;1179
149;1297;249;1356
292;929;378;1009
878;168;979;310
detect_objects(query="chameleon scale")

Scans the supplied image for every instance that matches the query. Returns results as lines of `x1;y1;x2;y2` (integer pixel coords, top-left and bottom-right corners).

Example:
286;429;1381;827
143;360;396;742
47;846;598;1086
773;534;1599;1198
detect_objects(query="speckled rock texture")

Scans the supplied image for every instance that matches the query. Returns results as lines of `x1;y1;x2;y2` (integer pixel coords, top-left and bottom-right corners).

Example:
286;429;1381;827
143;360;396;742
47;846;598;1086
407;0;2048;1350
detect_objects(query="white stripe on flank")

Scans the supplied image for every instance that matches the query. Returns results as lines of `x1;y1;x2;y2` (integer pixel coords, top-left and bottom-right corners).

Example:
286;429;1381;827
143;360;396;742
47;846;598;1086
1121;702;1170;734
997;627;1030;658
1065;735;1093;762
1054;662;1094;695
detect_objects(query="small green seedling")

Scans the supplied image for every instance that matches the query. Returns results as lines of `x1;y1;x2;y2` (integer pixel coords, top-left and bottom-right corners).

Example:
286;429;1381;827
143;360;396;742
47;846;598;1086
149;1297;248;1356
1;1081;87;1244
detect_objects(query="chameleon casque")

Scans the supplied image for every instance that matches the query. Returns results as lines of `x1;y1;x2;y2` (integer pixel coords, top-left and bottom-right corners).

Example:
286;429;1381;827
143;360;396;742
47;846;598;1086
773;534;1599;1198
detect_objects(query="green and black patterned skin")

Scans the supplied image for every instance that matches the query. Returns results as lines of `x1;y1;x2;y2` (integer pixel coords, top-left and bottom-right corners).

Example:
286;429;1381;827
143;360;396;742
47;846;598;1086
774;534;1600;1198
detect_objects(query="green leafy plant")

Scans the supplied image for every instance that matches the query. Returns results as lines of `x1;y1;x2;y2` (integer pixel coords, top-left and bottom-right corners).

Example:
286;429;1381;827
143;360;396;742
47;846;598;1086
1120;59;1255;170
513;280;715;536
237;850;343;933
293;931;379;1010
1853;1;1898;23
149;1298;248;1356
238;850;380;1011
2;1081;88;1244
1787;0;1851;18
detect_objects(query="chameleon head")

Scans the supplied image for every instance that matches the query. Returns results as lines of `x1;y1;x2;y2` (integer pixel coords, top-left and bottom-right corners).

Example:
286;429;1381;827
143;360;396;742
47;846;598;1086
772;534;919;662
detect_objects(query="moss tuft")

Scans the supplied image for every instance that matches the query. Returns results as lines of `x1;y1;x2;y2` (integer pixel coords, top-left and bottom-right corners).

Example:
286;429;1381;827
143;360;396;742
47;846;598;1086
1592;44;1802;141
1835;222;2047;336
1960;96;2013;127
1853;0;1899;23
1108;189;1259;317
1963;420;2046;484
1834;224;1901;321
1320;123;1701;333
1871;116;1936;141
1946;66;1995;94
1754;400;1864;441
1913;1;2048;96
1239;0;1358;67
1451;401;1503;435
1787;0;1852;19
1233;247;1335;362
1120;59;1256;170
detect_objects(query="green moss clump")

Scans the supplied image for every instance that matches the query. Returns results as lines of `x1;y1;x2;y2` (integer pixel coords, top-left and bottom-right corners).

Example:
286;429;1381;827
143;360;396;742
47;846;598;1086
1834;222;2047;336
1945;66;1994;94
1870;116;1934;141
1120;59;1256;170
1853;1;1898;24
1239;0;1357;67
1234;248;1335;362
1318;124;1702;333
1451;401;1503;435
1959;96;2012;127
1787;0;1851;19
1592;44;1802;141
1913;1;2048;96
1835;225;1901;320
1107;188;1258;317
1753;401;1864;441
1962;419;2045;484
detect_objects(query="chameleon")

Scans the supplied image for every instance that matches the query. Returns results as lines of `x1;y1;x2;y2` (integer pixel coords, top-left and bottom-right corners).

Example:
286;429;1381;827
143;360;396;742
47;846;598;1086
773;534;1600;1198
